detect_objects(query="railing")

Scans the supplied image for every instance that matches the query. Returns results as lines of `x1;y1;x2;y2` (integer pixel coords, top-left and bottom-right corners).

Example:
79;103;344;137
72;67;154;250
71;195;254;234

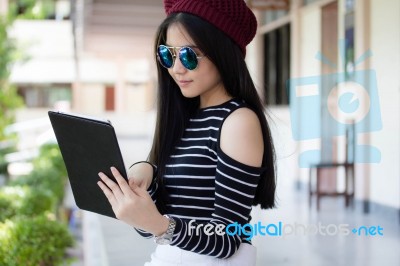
2;117;55;178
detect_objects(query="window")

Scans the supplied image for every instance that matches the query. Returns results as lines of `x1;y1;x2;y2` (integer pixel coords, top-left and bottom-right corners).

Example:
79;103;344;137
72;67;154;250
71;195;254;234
303;0;322;5
263;24;291;105
18;84;72;108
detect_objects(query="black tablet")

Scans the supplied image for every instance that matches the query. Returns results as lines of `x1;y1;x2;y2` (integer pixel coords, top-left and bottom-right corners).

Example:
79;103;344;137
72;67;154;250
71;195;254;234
48;111;127;218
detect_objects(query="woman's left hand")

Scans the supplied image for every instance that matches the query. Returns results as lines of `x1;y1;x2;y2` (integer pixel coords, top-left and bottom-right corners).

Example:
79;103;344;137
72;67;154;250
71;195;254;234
97;167;168;235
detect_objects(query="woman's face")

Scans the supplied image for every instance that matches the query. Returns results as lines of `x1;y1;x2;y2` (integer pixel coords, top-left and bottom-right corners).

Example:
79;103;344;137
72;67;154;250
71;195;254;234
165;23;228;107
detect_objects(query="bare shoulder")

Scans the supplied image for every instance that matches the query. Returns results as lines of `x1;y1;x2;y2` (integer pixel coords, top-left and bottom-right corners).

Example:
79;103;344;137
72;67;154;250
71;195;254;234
220;107;264;167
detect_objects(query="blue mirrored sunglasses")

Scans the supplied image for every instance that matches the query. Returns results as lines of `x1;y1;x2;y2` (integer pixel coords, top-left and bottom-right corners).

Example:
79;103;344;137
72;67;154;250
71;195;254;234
157;45;204;71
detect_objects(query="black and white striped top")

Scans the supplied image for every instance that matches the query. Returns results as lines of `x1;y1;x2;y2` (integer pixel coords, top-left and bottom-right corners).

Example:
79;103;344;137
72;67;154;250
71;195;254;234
137;99;263;259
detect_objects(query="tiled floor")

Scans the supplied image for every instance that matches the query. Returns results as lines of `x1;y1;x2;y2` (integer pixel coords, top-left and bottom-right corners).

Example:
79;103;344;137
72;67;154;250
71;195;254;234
252;184;400;266
79;132;400;266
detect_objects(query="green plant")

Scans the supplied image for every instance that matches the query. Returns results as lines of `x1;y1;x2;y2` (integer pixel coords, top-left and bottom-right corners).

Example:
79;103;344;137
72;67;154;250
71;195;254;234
0;15;24;141
10;167;65;200
0;8;23;178
0;215;74;266
0;196;16;221
0;141;17;175
32;143;68;178
0;186;55;222
9;144;68;203
8;0;56;20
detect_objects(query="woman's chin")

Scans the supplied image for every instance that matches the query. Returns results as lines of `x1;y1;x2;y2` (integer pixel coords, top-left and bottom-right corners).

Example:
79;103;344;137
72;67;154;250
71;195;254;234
180;90;199;99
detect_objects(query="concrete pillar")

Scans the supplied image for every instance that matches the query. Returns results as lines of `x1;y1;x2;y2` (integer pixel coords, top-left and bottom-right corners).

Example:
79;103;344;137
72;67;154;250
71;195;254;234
249;10;265;104
290;0;303;189
115;57;126;113
354;0;371;213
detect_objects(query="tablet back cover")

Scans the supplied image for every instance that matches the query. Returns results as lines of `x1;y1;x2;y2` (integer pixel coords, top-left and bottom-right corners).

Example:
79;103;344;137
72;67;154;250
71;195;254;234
48;111;127;218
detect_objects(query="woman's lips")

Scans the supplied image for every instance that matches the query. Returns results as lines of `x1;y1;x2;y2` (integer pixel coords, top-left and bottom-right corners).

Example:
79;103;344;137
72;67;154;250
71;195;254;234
177;80;192;86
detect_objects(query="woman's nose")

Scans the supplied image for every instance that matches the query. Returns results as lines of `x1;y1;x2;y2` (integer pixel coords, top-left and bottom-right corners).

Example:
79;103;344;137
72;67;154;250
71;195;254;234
172;55;187;74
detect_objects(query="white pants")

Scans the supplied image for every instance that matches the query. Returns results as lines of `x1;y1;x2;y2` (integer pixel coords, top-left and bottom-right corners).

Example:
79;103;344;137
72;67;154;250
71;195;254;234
144;243;256;266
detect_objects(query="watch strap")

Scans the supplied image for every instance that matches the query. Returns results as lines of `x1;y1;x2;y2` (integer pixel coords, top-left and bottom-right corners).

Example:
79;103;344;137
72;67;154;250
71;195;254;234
154;214;176;245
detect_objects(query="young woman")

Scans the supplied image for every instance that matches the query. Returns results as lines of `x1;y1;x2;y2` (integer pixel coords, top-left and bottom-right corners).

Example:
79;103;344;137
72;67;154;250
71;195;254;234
97;0;276;265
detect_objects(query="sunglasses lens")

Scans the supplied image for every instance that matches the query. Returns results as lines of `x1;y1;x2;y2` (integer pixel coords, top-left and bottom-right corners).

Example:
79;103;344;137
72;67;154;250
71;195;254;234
179;47;198;70
158;45;174;68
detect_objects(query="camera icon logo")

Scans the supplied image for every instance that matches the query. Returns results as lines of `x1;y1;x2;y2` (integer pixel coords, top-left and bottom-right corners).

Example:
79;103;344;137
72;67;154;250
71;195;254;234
288;52;382;167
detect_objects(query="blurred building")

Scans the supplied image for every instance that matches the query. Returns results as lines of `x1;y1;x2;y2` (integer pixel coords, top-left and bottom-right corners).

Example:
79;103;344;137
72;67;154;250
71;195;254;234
5;0;163;115
248;0;399;216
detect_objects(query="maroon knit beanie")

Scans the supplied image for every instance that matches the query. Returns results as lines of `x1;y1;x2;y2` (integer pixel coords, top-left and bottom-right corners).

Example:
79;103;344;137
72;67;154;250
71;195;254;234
164;0;257;55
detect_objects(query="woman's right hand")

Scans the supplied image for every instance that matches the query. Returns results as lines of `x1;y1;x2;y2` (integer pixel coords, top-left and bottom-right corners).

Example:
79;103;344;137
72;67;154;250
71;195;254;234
127;162;154;190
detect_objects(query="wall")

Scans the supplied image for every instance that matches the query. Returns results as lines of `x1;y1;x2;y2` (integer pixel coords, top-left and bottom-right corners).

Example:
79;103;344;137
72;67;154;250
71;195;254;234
77;84;105;114
369;0;400;208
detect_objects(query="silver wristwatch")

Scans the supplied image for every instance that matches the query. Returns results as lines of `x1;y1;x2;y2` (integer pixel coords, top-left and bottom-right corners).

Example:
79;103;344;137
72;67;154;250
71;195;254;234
154;214;176;245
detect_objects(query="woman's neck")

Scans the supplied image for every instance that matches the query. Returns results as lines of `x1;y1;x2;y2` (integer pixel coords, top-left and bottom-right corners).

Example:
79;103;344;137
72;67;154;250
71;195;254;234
199;87;232;109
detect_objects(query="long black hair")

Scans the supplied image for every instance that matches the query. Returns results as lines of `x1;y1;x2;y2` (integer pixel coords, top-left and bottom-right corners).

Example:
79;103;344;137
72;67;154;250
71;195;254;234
148;13;276;211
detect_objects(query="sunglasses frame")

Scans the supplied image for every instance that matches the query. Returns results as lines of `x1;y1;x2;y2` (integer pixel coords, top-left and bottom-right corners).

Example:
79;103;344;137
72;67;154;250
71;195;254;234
157;45;204;71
